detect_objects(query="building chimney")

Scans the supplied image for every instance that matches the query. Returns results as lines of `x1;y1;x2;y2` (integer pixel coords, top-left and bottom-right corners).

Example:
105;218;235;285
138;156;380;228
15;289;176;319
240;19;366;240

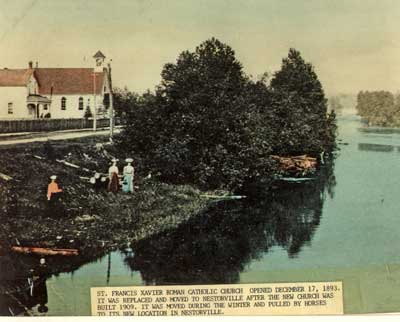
29;61;33;69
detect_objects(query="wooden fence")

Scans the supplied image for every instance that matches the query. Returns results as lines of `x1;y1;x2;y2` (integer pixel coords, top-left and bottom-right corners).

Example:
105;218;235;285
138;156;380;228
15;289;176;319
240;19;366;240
0;118;120;134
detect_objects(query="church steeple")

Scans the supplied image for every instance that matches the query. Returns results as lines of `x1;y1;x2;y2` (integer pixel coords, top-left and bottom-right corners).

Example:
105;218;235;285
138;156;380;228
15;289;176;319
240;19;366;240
93;50;106;72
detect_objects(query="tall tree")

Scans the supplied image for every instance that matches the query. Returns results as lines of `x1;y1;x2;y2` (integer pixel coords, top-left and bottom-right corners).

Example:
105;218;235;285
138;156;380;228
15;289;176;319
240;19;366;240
269;48;335;154
117;38;275;190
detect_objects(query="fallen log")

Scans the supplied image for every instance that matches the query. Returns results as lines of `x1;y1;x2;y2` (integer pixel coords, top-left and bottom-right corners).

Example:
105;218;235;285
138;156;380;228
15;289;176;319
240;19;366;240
0;172;12;181
11;246;79;256
201;194;246;200
56;159;80;169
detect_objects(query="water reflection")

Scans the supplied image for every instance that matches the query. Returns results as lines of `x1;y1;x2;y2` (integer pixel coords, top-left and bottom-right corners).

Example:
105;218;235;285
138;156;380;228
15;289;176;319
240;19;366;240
358;127;400;135
0;250;105;316
0;255;48;316
124;160;336;285
358;143;395;153
0;160;336;314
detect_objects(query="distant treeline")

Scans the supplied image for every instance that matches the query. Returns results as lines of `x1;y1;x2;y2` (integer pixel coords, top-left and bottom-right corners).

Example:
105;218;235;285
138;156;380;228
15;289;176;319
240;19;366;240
328;94;357;115
356;91;400;127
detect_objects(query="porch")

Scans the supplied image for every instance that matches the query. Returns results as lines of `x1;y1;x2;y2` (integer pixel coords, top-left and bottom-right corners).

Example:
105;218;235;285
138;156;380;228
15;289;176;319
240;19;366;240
27;94;52;118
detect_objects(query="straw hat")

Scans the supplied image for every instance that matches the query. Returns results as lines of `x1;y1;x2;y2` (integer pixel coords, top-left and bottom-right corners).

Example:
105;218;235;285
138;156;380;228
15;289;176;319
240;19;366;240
112;158;118;163
125;158;133;163
50;175;57;180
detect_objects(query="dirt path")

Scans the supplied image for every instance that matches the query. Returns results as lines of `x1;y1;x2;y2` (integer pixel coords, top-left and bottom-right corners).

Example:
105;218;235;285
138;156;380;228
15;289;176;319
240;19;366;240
0;128;121;146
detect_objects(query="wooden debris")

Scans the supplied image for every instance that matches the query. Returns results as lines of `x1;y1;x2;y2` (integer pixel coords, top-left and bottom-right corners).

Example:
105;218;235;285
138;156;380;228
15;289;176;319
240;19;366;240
56;159;80;169
271;155;317;173
200;194;246;200
33;155;44;160
0;172;12;181
11;246;78;256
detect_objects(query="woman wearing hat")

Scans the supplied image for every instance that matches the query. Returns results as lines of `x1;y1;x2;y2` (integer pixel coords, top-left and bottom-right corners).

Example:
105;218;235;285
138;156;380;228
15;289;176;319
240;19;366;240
122;158;134;193
108;159;119;193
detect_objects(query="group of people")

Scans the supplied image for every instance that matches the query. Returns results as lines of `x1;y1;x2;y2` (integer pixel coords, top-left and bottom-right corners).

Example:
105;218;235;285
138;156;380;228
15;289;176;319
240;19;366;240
46;158;135;202
106;158;135;193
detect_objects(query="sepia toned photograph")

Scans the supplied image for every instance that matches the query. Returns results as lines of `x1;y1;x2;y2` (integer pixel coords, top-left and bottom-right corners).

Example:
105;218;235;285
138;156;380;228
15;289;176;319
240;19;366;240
0;0;399;317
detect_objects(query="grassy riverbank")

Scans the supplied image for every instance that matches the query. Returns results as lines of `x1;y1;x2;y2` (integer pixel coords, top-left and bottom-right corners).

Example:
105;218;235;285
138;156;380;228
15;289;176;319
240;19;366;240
0;136;209;257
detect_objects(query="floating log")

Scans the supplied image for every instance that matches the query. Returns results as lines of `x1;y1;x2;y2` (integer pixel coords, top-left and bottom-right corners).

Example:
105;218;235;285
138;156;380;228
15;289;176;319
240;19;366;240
11;246;78;256
0;172;12;181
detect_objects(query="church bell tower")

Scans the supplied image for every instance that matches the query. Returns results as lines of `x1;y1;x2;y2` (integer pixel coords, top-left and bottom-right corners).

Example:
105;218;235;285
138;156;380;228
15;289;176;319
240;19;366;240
93;50;106;72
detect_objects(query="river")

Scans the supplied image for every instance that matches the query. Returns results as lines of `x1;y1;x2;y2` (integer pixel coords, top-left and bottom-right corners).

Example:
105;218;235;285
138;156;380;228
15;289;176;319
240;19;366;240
2;114;400;315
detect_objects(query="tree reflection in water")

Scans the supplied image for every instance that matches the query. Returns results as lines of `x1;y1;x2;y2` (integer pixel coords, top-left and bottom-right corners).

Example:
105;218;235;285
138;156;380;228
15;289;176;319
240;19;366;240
0;248;105;316
0;159;336;314
124;159;336;285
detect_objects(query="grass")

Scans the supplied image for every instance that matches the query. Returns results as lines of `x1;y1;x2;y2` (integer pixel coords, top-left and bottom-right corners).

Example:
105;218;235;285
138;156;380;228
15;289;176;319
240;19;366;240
0;136;209;255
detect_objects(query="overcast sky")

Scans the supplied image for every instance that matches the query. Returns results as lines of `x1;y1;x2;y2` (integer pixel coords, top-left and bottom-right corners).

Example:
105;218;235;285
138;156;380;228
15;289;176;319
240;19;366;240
0;0;399;95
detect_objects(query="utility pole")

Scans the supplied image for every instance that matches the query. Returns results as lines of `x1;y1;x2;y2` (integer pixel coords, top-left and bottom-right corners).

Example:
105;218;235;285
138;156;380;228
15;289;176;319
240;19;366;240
108;61;114;140
93;72;97;132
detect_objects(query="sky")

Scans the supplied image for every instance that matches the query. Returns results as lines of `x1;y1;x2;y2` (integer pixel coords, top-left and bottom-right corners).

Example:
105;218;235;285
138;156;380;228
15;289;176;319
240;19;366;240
0;0;399;95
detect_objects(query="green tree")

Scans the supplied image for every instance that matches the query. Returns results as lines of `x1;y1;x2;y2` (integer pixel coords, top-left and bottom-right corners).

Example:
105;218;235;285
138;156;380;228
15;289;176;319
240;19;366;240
117;38;276;191
269;48;336;154
356;90;396;126
116;43;336;192
113;87;139;118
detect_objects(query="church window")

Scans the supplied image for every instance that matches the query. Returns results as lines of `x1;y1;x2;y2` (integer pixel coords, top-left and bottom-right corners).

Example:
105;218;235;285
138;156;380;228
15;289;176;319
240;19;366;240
61;97;66;110
7;102;13;114
78;97;84;110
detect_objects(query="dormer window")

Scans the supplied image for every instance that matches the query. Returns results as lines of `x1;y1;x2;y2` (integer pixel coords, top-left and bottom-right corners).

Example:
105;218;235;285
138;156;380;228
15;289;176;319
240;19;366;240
61;97;66;110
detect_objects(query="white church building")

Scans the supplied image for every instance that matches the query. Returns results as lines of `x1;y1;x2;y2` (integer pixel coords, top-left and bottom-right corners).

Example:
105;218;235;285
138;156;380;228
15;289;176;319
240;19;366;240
0;51;112;119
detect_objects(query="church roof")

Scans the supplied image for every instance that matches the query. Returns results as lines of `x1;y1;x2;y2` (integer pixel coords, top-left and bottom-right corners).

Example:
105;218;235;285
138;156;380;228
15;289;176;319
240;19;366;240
0;69;33;86
34;68;105;95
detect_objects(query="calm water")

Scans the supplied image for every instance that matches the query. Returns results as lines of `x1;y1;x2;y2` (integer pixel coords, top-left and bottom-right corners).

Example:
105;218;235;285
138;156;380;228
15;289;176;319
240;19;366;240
2;114;400;315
